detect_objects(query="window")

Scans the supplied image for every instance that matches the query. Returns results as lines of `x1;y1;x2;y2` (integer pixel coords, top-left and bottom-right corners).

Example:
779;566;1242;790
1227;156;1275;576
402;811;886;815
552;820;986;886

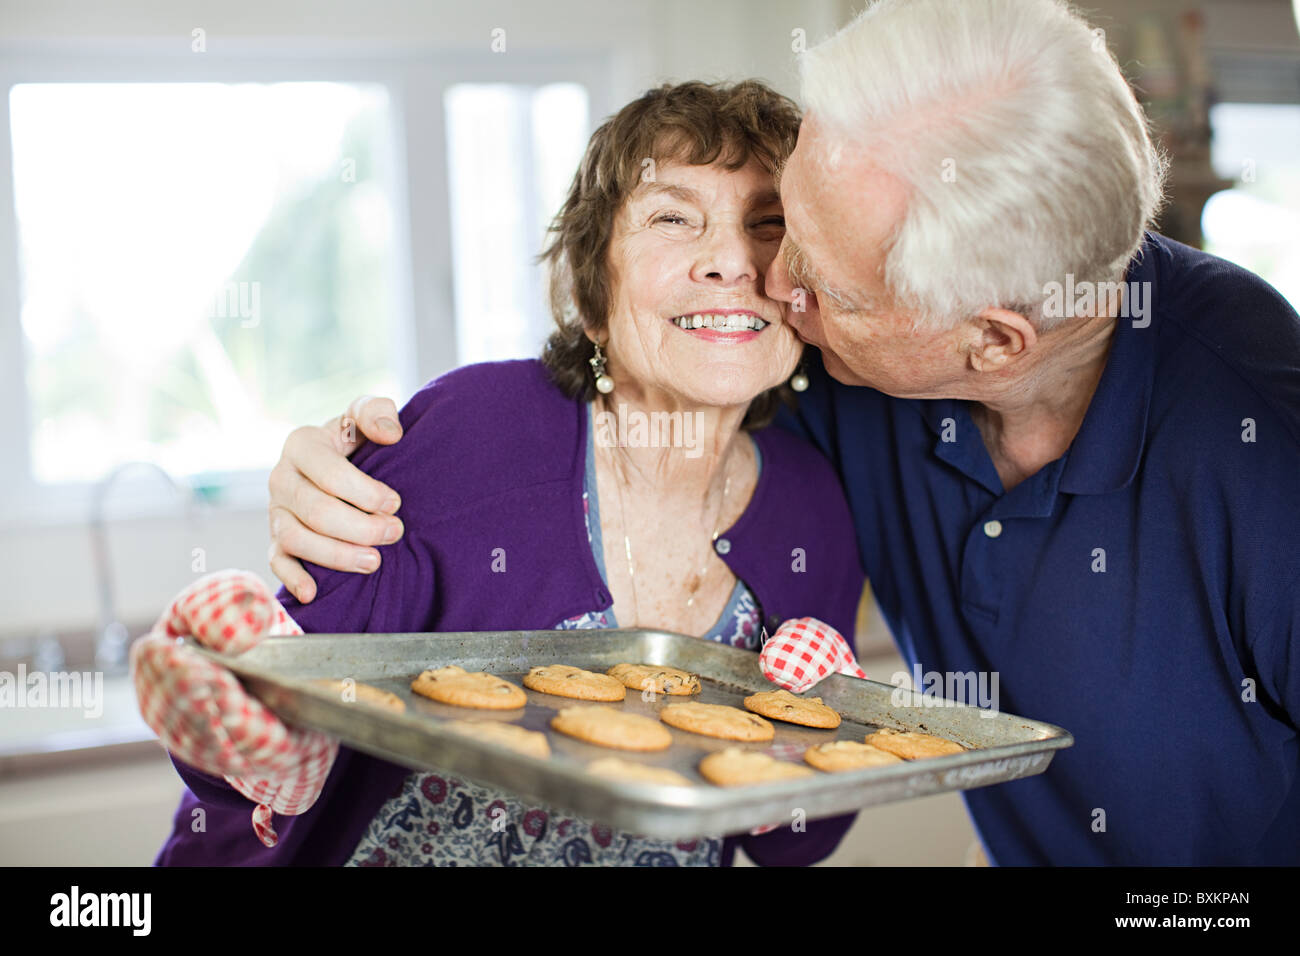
445;83;589;363
10;81;403;485
1202;102;1300;312
0;51;608;522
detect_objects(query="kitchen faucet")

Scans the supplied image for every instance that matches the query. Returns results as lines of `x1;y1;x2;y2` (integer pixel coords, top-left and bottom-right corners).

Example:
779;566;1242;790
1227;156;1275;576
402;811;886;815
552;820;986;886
89;461;198;674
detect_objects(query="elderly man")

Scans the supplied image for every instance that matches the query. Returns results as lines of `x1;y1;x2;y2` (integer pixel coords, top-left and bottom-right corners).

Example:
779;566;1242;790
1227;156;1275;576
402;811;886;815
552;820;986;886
266;0;1299;864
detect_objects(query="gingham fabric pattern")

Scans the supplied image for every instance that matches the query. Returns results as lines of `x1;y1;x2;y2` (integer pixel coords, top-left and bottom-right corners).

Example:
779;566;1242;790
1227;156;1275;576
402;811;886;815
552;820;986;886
759;617;868;693
130;569;339;848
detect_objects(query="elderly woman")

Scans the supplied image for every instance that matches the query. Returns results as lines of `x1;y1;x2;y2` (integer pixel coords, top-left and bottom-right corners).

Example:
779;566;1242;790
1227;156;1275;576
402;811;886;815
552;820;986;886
139;80;864;866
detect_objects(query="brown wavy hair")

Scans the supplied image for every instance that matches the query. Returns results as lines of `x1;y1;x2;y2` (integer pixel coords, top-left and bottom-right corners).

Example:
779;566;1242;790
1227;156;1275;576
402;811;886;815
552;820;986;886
538;80;803;430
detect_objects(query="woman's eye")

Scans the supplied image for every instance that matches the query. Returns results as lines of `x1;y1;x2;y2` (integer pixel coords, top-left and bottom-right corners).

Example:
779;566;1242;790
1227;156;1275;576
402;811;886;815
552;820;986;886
655;214;689;225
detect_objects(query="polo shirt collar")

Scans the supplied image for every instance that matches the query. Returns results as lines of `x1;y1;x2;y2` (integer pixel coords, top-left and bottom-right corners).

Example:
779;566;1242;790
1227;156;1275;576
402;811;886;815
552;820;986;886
1058;235;1160;495
917;397;1003;497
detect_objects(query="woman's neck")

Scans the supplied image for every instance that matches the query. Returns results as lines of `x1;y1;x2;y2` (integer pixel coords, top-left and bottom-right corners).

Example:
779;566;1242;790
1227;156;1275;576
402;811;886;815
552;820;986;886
590;391;752;510
589;389;759;634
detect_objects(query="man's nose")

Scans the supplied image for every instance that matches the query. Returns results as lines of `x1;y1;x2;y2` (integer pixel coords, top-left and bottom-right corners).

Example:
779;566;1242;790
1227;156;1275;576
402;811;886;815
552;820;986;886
766;236;795;303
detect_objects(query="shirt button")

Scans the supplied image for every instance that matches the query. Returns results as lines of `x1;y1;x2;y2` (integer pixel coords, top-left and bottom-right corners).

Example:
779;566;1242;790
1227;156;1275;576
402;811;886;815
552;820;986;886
715;538;731;555
983;520;1003;538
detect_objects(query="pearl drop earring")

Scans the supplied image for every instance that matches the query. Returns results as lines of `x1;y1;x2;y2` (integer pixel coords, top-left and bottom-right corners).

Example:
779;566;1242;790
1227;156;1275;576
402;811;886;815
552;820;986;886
790;363;809;392
589;340;615;394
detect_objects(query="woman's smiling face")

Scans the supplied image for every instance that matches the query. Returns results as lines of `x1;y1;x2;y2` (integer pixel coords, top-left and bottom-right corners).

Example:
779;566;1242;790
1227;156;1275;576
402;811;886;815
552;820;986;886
598;158;802;409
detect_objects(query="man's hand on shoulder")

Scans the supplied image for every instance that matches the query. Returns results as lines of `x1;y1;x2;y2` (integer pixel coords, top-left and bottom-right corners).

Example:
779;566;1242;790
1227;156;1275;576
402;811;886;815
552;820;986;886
268;395;406;603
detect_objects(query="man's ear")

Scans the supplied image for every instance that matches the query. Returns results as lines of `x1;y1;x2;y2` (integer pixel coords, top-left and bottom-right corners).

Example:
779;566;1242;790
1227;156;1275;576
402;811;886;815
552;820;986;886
966;308;1037;372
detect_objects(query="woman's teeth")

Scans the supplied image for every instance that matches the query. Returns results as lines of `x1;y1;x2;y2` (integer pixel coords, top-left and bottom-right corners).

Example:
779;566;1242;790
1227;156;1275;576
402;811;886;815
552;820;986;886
671;313;768;331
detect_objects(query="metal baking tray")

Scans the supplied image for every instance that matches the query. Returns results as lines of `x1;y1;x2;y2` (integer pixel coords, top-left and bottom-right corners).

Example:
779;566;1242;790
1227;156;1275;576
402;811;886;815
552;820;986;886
187;628;1072;839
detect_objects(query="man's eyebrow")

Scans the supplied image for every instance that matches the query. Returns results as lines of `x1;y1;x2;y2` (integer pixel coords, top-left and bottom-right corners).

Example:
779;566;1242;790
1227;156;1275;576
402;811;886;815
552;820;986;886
783;235;820;287
784;235;862;311
772;157;787;195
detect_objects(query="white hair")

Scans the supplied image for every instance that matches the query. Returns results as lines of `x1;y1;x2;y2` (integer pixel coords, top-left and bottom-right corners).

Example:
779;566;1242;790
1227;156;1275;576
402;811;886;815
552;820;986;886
800;0;1169;330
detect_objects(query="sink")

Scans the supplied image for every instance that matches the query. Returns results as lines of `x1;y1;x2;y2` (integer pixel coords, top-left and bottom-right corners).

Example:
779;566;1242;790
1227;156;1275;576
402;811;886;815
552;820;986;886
0;628;161;775
0;621;150;673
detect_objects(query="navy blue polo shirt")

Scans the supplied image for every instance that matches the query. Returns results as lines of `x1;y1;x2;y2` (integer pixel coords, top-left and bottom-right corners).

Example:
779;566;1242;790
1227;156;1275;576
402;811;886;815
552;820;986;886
776;232;1300;864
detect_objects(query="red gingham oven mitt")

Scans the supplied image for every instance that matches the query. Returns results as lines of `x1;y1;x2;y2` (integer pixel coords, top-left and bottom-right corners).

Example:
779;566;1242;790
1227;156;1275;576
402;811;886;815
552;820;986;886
759;617;868;692
129;569;338;848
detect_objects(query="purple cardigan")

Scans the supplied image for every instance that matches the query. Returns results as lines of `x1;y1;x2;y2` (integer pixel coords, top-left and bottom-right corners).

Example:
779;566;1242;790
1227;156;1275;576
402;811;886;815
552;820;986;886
155;359;865;866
